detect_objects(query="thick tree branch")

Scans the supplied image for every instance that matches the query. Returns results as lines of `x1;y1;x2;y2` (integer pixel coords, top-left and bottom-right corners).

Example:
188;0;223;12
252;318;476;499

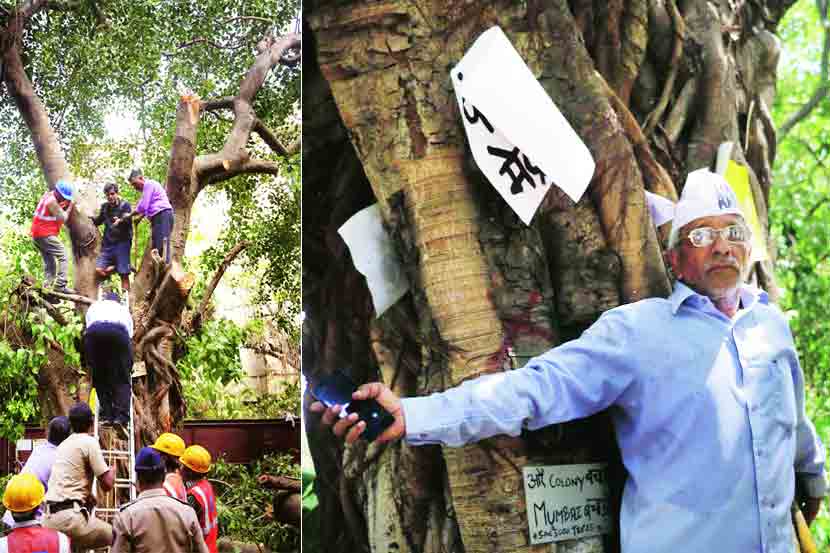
201;96;235;112
45;290;94;305
193;32;300;188
240;33;300;103
253;118;296;156
191;240;250;333
778;1;829;141
198;156;281;189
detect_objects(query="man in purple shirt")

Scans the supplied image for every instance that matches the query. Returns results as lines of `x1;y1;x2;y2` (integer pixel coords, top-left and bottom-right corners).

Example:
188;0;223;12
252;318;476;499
118;169;174;264
2;416;71;528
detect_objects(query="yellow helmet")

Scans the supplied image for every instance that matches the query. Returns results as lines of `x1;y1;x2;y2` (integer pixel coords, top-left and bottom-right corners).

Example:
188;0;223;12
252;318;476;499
3;473;45;513
151;433;186;457
180;445;211;474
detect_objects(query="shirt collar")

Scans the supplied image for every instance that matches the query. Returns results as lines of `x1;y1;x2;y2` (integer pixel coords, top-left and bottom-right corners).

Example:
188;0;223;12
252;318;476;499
138;488;168;499
670;281;768;315
12;519;42;528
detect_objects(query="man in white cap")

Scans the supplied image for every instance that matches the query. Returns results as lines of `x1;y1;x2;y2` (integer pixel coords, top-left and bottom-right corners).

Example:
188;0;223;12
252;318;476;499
313;168;826;553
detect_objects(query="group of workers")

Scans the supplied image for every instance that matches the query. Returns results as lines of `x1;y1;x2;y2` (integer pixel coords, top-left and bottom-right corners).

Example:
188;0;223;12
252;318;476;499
0;406;219;553
31;169;175;296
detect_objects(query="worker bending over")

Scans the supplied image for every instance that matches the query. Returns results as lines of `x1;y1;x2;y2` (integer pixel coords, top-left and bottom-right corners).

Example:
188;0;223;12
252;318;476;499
83;291;133;427
31;180;75;295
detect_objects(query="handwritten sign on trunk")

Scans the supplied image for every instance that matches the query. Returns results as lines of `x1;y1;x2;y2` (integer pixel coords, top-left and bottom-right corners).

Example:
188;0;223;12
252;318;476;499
523;463;612;545
450;26;595;225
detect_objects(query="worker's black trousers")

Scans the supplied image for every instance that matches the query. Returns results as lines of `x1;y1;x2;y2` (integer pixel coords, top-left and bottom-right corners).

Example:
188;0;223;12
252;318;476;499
83;321;132;424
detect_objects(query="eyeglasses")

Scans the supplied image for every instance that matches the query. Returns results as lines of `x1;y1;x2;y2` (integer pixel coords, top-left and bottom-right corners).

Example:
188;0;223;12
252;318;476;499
685;224;751;248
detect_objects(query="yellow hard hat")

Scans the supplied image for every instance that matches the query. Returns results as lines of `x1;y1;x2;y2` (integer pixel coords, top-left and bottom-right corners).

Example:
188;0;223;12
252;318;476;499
3;473;45;513
151;433;186;457
180;445;211;474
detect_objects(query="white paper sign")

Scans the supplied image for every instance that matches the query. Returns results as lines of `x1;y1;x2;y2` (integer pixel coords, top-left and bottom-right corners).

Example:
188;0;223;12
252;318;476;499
451;26;595;225
15;439;32;452
523;463;612;545
338;204;409;317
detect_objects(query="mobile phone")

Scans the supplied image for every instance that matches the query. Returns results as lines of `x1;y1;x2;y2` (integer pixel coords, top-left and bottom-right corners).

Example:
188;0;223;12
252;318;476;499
313;371;395;442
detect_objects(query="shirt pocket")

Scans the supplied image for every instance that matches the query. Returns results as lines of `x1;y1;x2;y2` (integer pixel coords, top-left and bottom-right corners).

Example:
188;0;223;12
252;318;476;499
764;357;797;431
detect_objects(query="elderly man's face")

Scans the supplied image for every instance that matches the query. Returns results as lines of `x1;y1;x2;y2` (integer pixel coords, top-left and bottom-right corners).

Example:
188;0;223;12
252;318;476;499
129;177;143;191
669;214;751;299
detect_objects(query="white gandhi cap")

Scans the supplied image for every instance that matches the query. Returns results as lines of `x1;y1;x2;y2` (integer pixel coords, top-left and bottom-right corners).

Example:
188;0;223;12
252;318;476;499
669;168;744;247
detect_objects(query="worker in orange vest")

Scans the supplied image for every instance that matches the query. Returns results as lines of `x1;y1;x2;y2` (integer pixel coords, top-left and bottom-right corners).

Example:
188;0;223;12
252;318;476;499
181;445;218;553
2;473;70;552
150;433;187;501
30;180;75;294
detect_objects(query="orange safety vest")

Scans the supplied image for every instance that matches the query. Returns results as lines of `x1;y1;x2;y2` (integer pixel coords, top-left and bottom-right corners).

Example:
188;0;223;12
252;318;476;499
187;479;218;553
163;471;187;502
31;191;69;238
2;525;70;553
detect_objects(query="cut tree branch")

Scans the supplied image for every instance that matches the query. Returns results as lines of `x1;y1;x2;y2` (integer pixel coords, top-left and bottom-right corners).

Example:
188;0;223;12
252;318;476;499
191;240;250;332
45;290;94;305
778;1;829;141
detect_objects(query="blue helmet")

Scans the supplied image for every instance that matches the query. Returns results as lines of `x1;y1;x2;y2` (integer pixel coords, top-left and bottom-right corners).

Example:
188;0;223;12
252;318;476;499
55;179;74;201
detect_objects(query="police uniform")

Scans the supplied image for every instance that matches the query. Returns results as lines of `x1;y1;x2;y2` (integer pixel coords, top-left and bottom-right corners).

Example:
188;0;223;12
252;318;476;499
43;433;112;550
111;489;209;553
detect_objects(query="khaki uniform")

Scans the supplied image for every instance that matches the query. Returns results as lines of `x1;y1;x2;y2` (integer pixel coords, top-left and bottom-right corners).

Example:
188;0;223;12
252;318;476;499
112;488;210;553
43;433;112;552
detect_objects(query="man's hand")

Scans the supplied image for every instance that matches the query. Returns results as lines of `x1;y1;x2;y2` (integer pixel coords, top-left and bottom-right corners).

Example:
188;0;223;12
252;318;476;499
310;382;406;444
800;497;822;525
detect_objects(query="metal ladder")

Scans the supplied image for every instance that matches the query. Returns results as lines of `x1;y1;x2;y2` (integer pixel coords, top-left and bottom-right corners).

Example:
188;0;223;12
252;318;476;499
91;392;136;523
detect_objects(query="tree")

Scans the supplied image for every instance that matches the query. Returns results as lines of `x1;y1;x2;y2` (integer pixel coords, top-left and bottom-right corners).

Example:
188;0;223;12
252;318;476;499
302;2;795;552
0;0;300;441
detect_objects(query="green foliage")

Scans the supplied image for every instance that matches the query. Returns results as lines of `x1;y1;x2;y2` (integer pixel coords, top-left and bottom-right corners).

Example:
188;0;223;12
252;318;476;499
199;166;301;341
773;2;830;546
211;453;300;551
0;473;12;520
0;341;41;440
184;375;299;420
0;222;84;440
179;318;246;385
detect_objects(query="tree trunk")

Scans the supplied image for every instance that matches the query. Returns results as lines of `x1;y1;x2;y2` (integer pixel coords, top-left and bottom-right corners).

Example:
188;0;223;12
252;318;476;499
302;1;792;552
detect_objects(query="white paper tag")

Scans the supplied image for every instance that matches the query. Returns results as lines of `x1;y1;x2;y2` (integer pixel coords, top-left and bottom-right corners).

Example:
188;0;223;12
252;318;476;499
645;190;675;226
338;204;409;317
451;26;595;225
523;463;612;545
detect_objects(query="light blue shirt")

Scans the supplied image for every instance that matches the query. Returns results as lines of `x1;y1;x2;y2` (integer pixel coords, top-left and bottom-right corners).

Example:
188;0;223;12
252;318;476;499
1;442;58;528
402;283;826;553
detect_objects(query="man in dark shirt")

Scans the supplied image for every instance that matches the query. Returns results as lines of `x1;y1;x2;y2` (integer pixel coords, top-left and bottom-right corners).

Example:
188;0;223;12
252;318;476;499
91;182;133;291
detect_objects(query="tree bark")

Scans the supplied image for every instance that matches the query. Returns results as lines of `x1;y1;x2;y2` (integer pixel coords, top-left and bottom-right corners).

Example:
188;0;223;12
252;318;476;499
303;1;794;552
